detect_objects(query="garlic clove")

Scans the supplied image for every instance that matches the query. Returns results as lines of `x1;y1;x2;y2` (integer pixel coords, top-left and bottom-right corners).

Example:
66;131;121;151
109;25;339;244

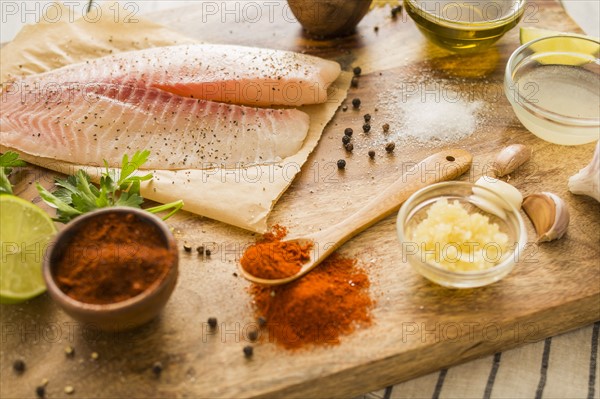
474;176;523;210
522;192;570;243
492;144;532;177
523;194;555;239
568;141;599;202
468;194;506;219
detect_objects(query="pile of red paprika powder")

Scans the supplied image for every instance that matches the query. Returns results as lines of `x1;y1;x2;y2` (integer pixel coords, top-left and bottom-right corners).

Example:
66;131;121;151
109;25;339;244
242;226;373;350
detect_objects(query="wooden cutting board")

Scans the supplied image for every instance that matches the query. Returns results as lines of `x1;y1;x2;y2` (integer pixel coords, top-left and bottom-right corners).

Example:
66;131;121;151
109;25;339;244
2;0;599;398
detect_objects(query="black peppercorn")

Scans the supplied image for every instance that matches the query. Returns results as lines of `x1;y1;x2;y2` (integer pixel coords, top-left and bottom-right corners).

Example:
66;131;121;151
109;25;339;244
257;316;267;327
368;150;376;159
364;114;371;123
152;361;163;376
35;386;45;398
374;26;379;32
391;5;402;18
363;124;371;133
13;359;25;374
344;143;354;152
337;159;347;169
183;244;192;252
353;66;362;76
344;128;353;137
385;142;396;153
351;76;359;88
352;98;361;108
205;249;211;257
207;317;218;329
243;345;254;358
196;246;204;255
382;123;390;133
248;329;259;342
342;105;348;112
342;135;351;145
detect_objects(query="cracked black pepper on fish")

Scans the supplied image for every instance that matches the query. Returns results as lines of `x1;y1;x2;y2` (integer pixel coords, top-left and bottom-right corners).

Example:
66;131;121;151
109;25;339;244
1;44;341;170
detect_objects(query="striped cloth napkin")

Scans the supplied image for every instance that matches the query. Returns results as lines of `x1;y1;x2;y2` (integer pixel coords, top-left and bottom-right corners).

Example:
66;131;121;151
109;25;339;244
360;322;599;398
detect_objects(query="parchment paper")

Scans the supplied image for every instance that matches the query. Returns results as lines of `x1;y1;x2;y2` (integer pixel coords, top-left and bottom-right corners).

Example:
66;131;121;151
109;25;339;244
0;1;350;233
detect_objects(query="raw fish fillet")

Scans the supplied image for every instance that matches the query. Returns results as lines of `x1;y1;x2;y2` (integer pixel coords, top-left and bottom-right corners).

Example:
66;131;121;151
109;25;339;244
6;44;342;107
1;82;310;170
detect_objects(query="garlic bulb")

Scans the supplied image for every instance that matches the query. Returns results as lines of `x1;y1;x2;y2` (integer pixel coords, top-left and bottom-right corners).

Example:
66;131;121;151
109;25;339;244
568;142;599;202
522;192;570;243
492;144;532;177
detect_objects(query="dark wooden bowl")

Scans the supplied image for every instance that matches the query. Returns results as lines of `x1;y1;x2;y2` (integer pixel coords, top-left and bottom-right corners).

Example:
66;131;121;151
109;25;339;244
288;0;373;39
43;207;179;332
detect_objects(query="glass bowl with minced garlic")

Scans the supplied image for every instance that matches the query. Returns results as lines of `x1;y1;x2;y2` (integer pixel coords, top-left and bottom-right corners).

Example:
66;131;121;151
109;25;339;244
396;181;527;288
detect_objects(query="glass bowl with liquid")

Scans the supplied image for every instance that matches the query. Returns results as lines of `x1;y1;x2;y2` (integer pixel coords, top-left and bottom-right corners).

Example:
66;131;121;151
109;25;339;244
404;0;526;53
504;35;600;145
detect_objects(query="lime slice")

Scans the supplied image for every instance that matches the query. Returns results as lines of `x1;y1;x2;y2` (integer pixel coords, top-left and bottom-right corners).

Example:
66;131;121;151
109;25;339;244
520;27;600;65
0;195;56;304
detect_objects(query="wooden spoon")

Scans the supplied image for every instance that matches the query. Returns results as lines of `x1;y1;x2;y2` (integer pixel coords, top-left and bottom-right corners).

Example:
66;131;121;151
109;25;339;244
240;149;473;285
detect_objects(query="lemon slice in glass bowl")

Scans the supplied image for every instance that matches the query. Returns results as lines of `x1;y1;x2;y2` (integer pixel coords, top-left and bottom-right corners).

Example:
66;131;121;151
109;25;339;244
520;27;600;65
0;195;56;304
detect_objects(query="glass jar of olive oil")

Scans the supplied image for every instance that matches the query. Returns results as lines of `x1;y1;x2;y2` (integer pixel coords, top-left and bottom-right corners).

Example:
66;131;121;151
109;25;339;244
404;0;526;53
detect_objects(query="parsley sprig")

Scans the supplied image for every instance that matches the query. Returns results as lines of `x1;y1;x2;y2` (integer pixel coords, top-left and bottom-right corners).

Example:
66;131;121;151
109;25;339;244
0;151;26;195
36;150;183;223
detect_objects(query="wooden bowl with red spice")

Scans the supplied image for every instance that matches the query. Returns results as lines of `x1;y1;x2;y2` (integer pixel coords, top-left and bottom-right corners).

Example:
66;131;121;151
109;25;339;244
43;207;179;332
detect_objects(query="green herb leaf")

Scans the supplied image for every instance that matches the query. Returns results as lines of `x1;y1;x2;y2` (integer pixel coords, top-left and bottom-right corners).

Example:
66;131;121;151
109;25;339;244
74;171;99;207
0;151;26;195
36;183;83;223
51;187;75;204
118;150;153;191
0;168;14;195
146;200;185;221
116;190;144;208
36;150;182;223
0;151;27;170
55;174;81;195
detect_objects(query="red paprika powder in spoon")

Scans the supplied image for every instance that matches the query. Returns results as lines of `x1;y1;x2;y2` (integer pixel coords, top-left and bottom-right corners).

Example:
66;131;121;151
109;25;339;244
240;225;313;279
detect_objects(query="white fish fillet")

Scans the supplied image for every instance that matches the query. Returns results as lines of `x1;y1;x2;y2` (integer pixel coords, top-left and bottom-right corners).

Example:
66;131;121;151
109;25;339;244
7;44;342;107
1;82;310;169
1;44;343;169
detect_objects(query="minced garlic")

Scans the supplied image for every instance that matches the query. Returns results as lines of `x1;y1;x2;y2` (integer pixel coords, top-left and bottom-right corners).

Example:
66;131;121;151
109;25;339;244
411;199;509;272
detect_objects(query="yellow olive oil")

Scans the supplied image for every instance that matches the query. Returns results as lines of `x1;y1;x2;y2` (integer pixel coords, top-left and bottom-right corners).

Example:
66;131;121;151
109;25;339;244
405;0;526;53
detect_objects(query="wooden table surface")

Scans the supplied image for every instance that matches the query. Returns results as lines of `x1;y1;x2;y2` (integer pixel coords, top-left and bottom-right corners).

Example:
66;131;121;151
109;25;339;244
2;0;599;398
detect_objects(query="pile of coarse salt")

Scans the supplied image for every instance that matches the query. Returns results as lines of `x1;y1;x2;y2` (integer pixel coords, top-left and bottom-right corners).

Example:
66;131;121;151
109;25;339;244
376;85;484;145
400;93;483;143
